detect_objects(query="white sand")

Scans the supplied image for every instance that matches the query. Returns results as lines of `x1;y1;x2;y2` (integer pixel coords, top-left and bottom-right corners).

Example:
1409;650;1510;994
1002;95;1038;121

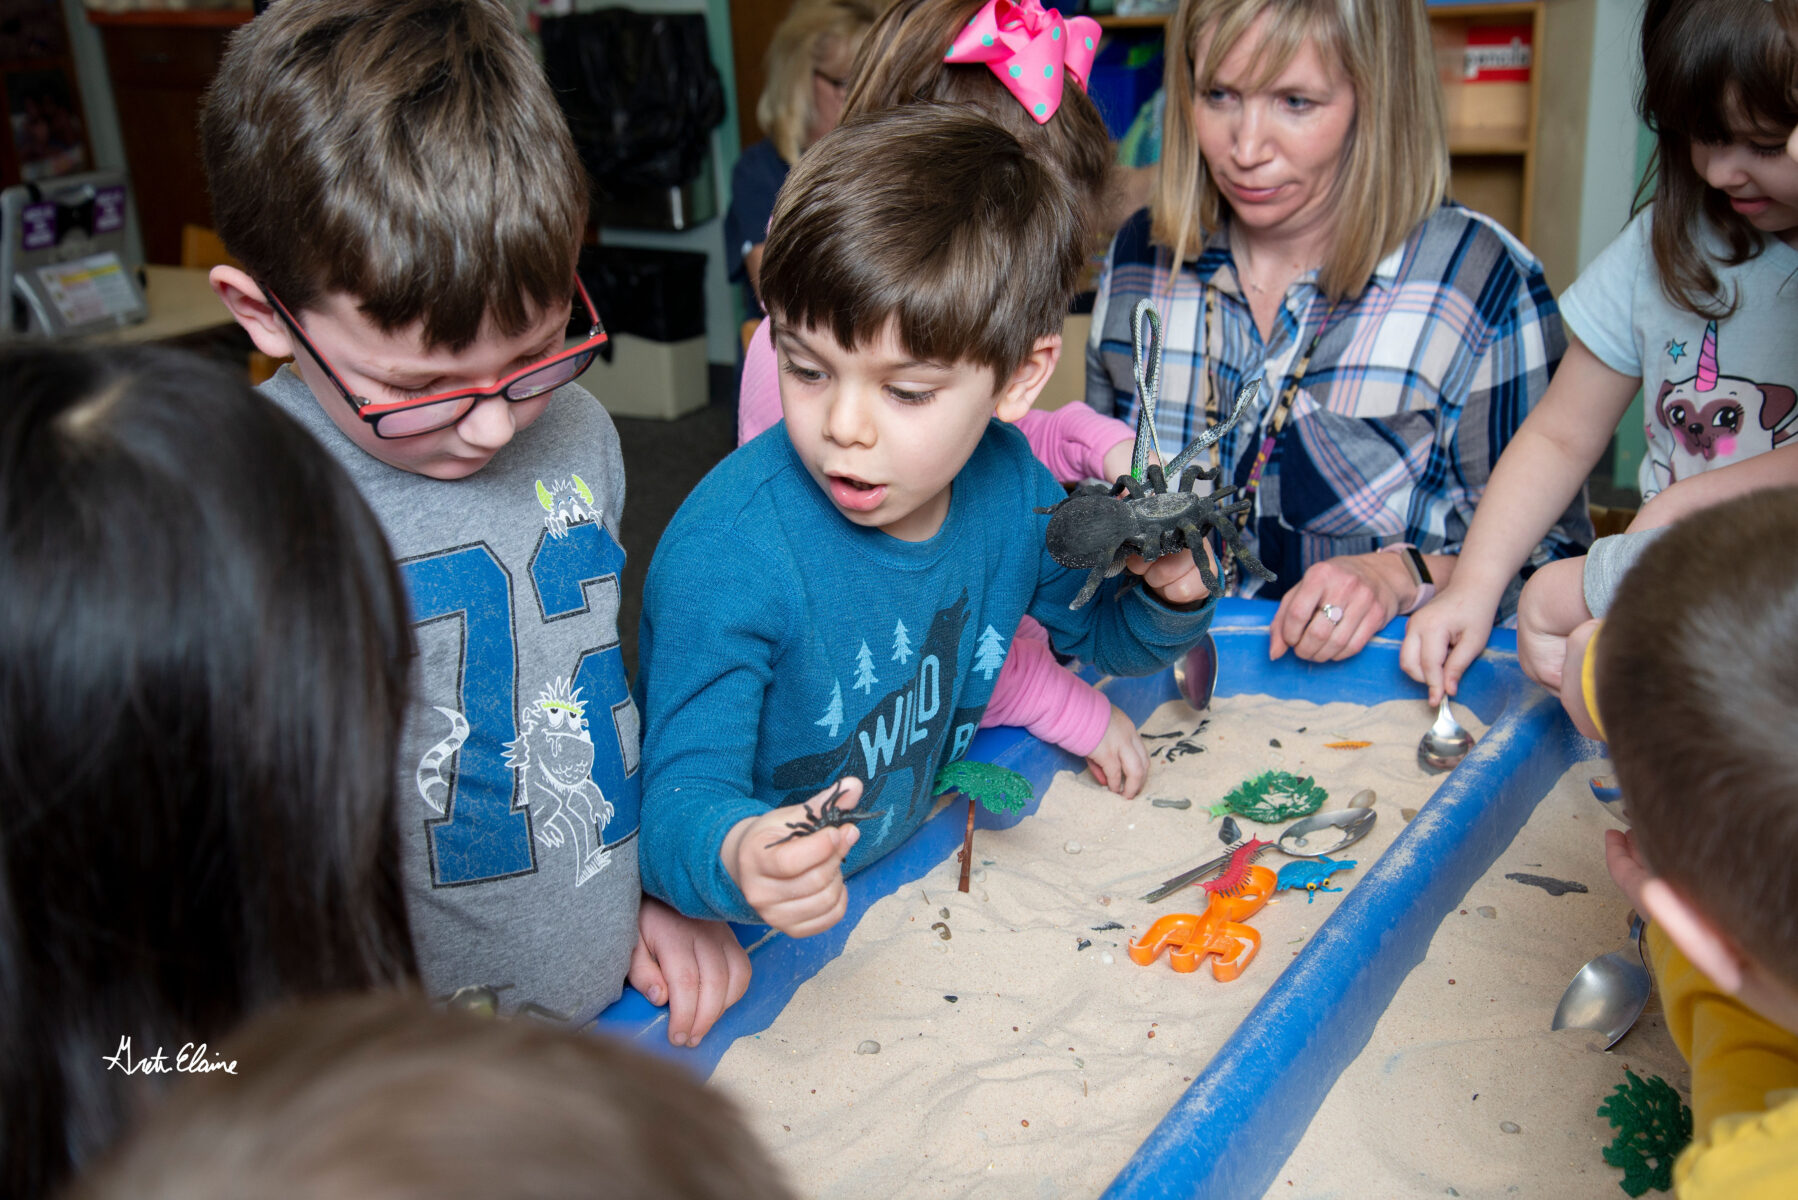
711;693;1503;1199
1269;759;1688;1200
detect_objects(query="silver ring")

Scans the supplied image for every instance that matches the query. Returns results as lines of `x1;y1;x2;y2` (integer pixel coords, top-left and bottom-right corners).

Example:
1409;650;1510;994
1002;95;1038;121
1320;603;1343;624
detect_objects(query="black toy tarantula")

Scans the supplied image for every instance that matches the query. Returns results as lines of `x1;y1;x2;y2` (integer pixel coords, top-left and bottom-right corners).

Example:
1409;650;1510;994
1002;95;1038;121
1038;300;1278;608
764;781;883;848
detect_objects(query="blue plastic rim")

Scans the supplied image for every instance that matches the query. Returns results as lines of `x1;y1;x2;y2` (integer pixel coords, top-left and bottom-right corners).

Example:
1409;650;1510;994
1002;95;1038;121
594;598;1595;1199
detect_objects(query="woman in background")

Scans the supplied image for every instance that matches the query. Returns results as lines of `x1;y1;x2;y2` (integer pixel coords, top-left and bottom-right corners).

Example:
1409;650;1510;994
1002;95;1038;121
727;0;884;316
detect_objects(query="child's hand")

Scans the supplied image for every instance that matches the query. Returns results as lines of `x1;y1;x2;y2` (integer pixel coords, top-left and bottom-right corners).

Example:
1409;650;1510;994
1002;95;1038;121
629;896;751;1047
1400;583;1501;706
1559;618;1604;740
722;777;864;938
1515;558;1591;692
1085;704;1149;798
1100;436;1154;486
1128;539;1219;609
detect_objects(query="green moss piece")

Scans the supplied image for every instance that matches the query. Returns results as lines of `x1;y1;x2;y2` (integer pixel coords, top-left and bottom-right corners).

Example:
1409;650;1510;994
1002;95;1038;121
1216;770;1327;823
1597;1069;1692;1196
934;760;1032;815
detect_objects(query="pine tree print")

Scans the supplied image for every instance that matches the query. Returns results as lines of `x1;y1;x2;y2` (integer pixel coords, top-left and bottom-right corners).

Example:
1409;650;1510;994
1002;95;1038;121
891;619;913;664
974;625;1007;680
815;679;843;738
853;641;878;694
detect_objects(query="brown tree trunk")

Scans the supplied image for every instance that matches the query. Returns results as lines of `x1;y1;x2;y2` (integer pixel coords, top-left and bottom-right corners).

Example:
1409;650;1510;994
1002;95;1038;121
958;797;976;893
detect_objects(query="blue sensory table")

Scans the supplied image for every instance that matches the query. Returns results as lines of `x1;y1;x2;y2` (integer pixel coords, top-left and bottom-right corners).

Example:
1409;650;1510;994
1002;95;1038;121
594;597;1596;1199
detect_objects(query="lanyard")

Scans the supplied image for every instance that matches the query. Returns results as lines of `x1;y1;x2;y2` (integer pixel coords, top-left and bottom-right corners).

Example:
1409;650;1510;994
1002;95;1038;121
1243;304;1333;502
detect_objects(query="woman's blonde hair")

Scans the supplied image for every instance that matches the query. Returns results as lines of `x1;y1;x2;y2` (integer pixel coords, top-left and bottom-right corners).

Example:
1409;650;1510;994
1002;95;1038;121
1152;0;1447;300
758;0;884;163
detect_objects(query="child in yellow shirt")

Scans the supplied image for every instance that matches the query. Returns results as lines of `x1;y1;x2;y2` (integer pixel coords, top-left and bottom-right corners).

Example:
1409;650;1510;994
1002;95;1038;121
1590;488;1798;1196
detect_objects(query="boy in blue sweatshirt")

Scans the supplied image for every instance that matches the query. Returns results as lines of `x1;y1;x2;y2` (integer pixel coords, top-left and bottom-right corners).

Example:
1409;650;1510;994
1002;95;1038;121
637;105;1218;937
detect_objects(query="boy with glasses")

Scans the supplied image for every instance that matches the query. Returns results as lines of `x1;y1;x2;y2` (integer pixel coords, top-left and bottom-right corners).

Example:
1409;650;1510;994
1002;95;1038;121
201;0;748;1042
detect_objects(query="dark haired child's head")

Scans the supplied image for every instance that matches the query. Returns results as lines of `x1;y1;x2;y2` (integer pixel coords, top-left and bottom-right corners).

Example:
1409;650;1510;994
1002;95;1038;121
1595;488;1798;1030
67;995;795;1200
200;0;598;480
760;104;1082;541
843;0;1112;257
0;346;417;1195
1639;0;1798;315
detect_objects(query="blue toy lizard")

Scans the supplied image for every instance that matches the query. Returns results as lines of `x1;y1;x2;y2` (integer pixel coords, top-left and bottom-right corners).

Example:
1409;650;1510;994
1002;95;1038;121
1275;856;1357;903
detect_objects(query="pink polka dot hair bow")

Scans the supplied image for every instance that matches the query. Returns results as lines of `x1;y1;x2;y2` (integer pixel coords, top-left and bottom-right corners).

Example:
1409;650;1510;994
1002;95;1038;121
943;0;1102;124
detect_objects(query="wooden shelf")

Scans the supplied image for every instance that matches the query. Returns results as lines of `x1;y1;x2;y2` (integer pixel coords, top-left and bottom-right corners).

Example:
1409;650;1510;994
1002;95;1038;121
1448;136;1530;156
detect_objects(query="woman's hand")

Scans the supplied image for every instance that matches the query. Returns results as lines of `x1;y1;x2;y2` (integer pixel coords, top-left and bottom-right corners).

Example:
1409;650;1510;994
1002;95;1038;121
1269;552;1409;663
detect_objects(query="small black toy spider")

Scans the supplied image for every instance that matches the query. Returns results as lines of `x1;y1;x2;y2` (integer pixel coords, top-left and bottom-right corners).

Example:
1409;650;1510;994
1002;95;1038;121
1038;300;1278;608
764;782;884;848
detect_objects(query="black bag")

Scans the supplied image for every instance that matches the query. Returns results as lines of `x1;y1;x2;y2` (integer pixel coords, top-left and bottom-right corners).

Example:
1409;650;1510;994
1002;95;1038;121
540;9;726;200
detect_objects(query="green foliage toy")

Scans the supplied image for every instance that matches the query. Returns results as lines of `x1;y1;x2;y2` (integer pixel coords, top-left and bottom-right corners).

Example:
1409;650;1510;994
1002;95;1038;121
1207;770;1328;823
934;761;1032;893
1598;1069;1692;1196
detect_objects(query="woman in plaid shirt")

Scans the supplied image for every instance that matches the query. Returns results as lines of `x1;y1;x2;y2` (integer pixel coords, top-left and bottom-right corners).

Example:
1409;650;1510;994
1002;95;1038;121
1084;0;1589;665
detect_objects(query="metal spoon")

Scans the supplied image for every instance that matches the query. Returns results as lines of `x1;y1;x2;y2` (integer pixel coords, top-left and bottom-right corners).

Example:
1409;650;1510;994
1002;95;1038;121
1417;696;1475;773
1174;632;1219;712
1552;912;1651;1050
1143;805;1377;902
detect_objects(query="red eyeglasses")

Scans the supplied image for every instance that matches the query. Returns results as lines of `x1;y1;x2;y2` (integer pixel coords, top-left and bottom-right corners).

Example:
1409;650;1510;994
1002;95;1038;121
262;280;608;439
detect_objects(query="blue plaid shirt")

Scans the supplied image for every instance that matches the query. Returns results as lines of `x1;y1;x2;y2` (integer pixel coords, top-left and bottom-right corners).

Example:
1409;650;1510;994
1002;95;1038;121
1085;203;1591;618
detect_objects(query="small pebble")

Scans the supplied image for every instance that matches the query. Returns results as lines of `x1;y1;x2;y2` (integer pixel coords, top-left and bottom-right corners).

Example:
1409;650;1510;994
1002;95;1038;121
1268;738;1282;748
1064;841;1082;855
1073;1057;1085;1068
939;907;951;919
1100;952;1114;964
1500;1121;1521;1134
1401;807;1419;821
1151;797;1192;810
931;922;952;941
944;995;958;1003
1091;921;1124;931
1446;1190;1460;1197
1478;905;1497;919
1297;727;1307;733
856;1040;880;1055
1349;788;1377;808
1075;938;1092;951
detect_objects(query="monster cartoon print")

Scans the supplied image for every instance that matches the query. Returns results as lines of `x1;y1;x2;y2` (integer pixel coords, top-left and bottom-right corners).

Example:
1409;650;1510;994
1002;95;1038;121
1651;321;1797;490
536;474;601;539
505;678;613;887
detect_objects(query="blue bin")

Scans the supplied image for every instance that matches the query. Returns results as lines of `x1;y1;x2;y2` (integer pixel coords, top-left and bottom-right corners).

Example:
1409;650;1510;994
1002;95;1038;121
595;597;1596;1198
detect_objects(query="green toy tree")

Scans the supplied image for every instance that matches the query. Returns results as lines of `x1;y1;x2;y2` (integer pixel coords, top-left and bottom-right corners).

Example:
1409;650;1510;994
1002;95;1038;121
1598;1069;1692;1196
934;761;1031;892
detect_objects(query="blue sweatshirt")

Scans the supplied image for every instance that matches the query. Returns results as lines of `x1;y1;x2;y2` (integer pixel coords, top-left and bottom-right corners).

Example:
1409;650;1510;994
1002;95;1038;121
636;421;1214;921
